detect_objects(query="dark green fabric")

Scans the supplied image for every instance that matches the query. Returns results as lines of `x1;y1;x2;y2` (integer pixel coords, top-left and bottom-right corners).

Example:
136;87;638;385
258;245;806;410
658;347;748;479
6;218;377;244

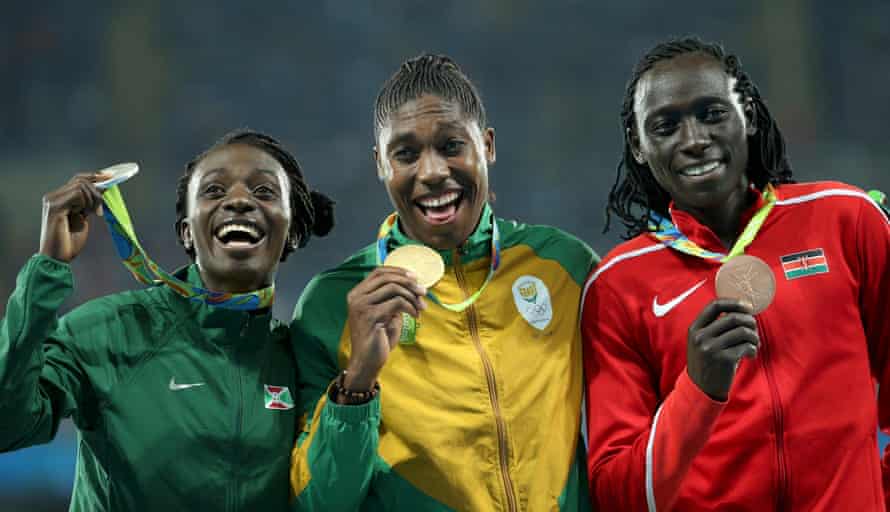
0;255;298;511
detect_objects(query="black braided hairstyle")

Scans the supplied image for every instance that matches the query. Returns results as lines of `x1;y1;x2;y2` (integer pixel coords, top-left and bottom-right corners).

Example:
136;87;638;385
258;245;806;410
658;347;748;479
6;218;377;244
605;36;795;240
174;129;335;261
374;53;486;137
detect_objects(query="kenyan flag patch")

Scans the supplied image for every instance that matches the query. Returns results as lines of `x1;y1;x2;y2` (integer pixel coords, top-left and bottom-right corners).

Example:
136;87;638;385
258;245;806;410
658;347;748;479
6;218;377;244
781;249;829;280
264;385;295;410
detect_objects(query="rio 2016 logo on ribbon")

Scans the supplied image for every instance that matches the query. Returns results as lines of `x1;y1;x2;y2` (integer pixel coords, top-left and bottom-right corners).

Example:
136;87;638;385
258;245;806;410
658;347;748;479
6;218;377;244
512;275;553;330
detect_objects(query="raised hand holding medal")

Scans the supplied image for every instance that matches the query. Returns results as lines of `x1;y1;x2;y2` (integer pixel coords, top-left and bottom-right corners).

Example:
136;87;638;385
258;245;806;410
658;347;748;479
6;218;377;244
383;245;445;344
651;185;779;400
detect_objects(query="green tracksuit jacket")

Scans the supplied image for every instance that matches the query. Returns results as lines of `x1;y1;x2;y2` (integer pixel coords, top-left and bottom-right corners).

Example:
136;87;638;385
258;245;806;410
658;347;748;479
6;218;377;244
0;254;378;511
290;205;597;511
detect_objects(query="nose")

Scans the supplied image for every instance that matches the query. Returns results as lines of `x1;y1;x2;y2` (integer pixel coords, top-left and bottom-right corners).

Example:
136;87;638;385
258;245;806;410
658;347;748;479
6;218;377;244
416;151;449;184
222;185;256;214
677;118;711;156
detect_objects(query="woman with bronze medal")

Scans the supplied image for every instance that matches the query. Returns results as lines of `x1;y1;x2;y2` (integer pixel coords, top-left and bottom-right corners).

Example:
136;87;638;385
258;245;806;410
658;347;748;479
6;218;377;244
289;55;598;511
0;130;360;510
583;37;890;510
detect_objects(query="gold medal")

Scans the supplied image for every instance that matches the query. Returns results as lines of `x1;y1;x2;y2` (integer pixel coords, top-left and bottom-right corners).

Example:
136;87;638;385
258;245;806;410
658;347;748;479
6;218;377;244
383;245;445;289
715;254;776;314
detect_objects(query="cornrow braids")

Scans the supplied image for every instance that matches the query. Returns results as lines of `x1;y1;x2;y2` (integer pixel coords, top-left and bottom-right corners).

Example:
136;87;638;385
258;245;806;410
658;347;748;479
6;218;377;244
374;53;486;137
605;36;795;240
174;129;335;261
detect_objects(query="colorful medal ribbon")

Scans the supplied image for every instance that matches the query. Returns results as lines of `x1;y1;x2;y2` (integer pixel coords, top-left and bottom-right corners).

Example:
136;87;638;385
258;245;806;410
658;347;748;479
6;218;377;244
100;185;274;310
375;209;500;313
647;184;778;262
868;190;889;219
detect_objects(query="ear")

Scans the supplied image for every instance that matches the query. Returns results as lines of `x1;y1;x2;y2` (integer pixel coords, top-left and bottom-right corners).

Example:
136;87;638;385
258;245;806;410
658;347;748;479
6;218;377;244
483;127;496;165
628;127;645;165
373;145;389;181
744;100;758;137
179;220;193;251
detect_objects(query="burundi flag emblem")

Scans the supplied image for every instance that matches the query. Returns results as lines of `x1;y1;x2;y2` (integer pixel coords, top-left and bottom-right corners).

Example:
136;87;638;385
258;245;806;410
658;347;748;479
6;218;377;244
781;248;829;280
264;385;295;410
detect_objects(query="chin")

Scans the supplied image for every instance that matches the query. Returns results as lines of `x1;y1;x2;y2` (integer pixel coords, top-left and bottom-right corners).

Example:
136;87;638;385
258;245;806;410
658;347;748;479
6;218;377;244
201;259;275;292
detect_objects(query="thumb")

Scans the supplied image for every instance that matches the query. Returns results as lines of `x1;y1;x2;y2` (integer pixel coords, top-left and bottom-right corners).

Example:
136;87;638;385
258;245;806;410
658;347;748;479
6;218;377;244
384;314;405;350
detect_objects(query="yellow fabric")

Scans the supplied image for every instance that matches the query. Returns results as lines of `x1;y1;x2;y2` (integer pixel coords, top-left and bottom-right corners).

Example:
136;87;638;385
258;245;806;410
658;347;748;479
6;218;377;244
290;396;328;497
337;244;584;510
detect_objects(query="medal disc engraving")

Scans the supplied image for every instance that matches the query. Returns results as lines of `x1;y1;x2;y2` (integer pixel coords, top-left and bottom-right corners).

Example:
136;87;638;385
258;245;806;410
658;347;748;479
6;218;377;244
94;162;140;190
715;254;776;314
383;245;445;289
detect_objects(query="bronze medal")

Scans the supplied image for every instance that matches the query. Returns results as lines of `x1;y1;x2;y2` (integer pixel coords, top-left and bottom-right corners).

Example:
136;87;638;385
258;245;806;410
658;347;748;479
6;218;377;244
715;254;776;314
383;245;444;289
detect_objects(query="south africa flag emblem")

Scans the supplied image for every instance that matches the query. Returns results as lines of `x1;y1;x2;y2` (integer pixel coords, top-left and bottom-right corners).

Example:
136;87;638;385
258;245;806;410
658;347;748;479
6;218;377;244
264;385;295;410
781;249;829;280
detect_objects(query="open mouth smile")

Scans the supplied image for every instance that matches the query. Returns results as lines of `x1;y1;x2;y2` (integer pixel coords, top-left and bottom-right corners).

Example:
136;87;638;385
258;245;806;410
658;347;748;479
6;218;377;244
677;160;723;178
213;219;266;249
415;190;463;225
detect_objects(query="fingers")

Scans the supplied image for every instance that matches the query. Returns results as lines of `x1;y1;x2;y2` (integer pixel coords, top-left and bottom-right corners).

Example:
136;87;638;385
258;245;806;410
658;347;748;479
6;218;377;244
349;267;427;315
44;174;104;218
361;267;426;296
723;342;758;362
689;298;754;332
701;324;760;355
697;311;758;346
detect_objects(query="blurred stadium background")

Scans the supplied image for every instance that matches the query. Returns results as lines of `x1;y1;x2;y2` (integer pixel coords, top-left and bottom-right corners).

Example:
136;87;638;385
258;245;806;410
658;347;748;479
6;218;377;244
1;2;888;509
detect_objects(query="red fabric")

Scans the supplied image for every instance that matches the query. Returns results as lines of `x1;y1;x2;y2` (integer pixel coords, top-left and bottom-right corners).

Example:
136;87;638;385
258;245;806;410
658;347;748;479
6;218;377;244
583;181;890;511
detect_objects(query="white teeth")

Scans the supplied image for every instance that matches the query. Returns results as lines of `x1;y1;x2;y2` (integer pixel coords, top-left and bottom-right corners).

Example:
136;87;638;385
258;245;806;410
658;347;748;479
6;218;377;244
216;224;261;240
418;191;460;208
680;161;721;177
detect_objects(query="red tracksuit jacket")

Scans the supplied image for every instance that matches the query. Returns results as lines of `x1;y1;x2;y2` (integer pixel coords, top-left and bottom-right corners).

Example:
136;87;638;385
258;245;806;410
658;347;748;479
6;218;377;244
583;181;890;511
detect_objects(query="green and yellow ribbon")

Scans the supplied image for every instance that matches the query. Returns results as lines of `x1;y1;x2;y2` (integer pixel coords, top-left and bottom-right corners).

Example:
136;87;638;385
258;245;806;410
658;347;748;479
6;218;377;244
101;185;274;310
647;184;777;262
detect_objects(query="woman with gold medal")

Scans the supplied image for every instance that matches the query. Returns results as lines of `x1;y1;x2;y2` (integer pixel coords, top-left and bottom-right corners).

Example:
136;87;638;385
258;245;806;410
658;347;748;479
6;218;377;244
289;54;598;511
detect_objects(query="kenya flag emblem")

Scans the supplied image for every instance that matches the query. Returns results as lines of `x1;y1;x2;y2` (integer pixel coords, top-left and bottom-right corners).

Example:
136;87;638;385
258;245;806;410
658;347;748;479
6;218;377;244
264;385;295;410
781;249;829;280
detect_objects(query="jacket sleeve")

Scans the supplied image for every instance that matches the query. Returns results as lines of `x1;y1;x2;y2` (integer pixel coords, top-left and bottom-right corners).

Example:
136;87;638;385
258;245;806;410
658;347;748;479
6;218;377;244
0;254;97;451
858;198;890;506
289;274;379;511
582;275;724;512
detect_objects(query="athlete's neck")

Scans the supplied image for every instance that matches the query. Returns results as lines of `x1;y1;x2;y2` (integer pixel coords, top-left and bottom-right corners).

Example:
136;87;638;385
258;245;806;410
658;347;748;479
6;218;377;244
677;184;753;251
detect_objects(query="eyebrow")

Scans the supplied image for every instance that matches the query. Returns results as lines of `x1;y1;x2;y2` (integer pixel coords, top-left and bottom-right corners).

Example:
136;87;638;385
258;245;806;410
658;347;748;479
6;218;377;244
385;121;469;152
200;167;281;181
643;95;733;123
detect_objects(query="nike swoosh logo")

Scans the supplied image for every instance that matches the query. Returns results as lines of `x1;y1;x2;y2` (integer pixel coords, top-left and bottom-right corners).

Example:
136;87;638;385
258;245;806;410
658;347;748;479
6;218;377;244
169;377;206;391
652;280;707;317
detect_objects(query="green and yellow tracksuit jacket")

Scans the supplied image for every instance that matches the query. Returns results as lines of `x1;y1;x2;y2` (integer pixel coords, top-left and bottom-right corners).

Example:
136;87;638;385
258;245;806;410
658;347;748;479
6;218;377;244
290;206;597;511
0;254;376;511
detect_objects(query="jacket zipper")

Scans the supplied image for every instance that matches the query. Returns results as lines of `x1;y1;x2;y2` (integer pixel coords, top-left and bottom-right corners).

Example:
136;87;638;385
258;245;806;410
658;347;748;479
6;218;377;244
453;250;518;512
229;319;248;511
758;318;789;510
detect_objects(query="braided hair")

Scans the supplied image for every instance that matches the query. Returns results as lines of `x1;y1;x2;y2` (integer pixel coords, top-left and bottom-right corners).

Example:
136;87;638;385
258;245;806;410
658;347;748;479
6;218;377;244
374;53;486;137
605;36;794;239
175;129;335;261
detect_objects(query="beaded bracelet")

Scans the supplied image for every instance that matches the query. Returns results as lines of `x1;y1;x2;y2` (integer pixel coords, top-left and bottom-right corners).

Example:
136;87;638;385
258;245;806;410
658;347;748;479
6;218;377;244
329;370;380;405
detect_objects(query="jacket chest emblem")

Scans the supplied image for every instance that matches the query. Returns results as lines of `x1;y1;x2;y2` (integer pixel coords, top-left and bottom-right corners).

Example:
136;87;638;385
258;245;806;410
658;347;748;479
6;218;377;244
512;275;553;330
781;248;829;280
264;385;295;410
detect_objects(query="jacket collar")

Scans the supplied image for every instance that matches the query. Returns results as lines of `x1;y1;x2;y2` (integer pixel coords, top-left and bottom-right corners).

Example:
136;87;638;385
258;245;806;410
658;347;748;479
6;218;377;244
667;185;768;254
158;264;274;346
388;203;494;266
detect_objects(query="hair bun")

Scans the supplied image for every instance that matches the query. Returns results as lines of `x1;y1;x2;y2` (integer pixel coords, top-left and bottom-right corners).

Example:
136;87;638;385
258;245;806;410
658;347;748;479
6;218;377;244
309;190;335;237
